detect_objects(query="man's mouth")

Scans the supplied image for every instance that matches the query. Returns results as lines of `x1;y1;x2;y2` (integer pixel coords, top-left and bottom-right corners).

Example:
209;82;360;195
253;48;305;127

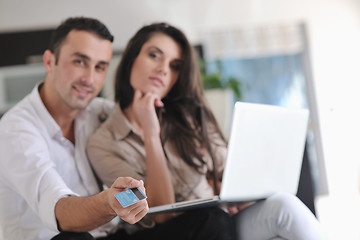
73;85;93;97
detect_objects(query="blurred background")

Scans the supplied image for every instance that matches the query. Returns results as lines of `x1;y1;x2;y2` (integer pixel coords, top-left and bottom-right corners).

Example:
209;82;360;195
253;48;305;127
1;0;360;238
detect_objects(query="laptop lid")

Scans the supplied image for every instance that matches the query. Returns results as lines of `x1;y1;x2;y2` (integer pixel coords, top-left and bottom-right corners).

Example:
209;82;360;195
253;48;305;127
148;102;309;214
220;102;309;202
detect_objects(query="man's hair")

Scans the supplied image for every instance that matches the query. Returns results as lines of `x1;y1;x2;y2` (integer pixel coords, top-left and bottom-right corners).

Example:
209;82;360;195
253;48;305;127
49;17;114;59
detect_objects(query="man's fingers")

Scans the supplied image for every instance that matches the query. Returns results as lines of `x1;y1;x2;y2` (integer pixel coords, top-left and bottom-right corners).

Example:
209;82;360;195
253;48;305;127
117;200;149;224
133;205;149;223
138;180;146;194
112;177;141;191
131;200;149;221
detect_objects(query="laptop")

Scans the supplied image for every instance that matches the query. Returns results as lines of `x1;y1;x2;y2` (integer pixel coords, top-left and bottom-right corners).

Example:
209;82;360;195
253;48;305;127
148;102;309;214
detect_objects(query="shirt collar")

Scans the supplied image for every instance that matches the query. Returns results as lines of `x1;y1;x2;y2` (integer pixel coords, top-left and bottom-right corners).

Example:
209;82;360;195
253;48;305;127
111;105;135;141
75;103;91;132
28;83;61;138
29;82;90;139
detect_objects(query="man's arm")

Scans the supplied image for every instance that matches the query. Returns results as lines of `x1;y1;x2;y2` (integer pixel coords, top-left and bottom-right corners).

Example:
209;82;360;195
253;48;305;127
55;177;148;232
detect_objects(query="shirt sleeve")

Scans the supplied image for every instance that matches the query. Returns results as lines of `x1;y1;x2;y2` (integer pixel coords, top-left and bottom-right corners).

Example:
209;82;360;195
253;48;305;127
0;120;76;232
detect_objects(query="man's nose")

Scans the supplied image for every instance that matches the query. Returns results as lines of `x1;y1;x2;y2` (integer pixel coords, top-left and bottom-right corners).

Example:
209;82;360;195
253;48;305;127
81;67;95;84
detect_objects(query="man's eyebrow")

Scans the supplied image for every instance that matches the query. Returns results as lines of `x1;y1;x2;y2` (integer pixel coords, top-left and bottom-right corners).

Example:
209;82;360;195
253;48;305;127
73;52;90;60
73;52;110;65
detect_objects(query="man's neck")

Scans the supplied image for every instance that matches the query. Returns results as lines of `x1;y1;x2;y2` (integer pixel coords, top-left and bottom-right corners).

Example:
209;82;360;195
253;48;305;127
61;120;75;144
39;82;78;144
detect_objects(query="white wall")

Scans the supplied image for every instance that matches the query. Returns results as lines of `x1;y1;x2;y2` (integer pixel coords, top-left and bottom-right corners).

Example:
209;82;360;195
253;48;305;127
1;0;360;238
0;0;194;51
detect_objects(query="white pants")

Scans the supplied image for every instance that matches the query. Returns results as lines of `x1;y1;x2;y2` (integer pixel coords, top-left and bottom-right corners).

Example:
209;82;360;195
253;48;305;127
233;193;328;240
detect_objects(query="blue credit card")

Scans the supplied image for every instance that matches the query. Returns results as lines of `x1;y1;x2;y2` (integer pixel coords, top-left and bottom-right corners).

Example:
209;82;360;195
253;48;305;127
115;187;147;208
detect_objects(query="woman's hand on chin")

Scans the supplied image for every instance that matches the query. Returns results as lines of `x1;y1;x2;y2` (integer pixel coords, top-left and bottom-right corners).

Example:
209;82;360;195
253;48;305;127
132;89;163;137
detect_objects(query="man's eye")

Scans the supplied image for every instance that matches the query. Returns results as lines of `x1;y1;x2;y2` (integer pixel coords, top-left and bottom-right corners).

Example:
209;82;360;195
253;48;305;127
95;65;106;72
74;59;84;65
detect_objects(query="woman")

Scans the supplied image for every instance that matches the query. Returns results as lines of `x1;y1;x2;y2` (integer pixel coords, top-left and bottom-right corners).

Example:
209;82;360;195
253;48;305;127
87;22;327;240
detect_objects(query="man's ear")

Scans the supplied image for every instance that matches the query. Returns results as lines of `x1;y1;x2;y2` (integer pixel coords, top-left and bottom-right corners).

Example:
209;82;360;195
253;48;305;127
43;49;55;73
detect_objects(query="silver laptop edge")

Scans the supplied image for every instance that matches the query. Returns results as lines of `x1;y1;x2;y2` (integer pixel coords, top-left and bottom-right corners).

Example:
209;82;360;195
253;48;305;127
148;102;309;214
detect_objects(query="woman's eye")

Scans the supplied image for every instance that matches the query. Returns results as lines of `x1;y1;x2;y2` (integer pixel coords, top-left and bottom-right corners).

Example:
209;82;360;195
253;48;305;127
149;52;158;59
171;63;181;72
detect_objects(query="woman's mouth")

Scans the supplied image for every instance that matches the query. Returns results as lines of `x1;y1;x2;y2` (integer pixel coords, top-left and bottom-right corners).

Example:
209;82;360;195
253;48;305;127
149;77;164;87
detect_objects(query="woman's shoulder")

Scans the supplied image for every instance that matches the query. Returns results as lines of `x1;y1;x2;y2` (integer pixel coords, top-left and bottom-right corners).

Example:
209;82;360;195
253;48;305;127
88;103;131;146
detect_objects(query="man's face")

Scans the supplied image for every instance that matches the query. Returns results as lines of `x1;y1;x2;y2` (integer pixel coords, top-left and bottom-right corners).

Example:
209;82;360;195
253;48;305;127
46;30;112;110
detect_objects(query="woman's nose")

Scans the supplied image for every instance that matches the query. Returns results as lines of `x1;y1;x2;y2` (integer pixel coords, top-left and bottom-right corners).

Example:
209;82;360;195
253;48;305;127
156;61;169;76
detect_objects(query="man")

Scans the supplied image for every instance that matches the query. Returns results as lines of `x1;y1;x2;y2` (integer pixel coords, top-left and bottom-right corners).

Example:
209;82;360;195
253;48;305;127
0;17;148;240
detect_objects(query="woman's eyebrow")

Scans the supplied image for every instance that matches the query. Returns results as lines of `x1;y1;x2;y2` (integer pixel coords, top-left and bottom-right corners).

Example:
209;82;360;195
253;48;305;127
148;46;164;54
148;46;183;62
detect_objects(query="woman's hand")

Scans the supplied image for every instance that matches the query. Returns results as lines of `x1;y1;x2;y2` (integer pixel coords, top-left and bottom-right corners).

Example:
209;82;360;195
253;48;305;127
227;202;255;216
131;89;163;137
130;90;176;223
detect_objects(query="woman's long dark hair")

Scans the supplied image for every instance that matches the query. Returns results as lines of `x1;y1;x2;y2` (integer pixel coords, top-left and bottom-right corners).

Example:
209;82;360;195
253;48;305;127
114;23;226;190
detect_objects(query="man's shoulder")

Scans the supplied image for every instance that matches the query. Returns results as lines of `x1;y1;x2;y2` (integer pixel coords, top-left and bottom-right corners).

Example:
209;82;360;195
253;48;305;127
0;96;38;130
88;98;115;115
0;84;45;126
81;97;115;130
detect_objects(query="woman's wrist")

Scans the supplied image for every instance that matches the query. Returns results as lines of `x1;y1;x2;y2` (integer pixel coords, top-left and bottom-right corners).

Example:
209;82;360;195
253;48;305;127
143;132;161;143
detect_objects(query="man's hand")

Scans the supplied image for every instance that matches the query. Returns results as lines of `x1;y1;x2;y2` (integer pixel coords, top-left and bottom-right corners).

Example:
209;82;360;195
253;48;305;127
108;177;149;224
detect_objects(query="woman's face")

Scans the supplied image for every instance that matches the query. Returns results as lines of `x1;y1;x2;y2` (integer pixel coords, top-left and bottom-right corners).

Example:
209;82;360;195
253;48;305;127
130;33;183;99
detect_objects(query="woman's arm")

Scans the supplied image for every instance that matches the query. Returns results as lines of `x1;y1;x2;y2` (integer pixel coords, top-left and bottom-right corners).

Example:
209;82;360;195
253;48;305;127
143;134;176;223
127;90;176;223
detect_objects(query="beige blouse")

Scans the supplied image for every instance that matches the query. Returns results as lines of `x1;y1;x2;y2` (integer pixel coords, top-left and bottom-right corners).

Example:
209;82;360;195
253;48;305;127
87;104;227;203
